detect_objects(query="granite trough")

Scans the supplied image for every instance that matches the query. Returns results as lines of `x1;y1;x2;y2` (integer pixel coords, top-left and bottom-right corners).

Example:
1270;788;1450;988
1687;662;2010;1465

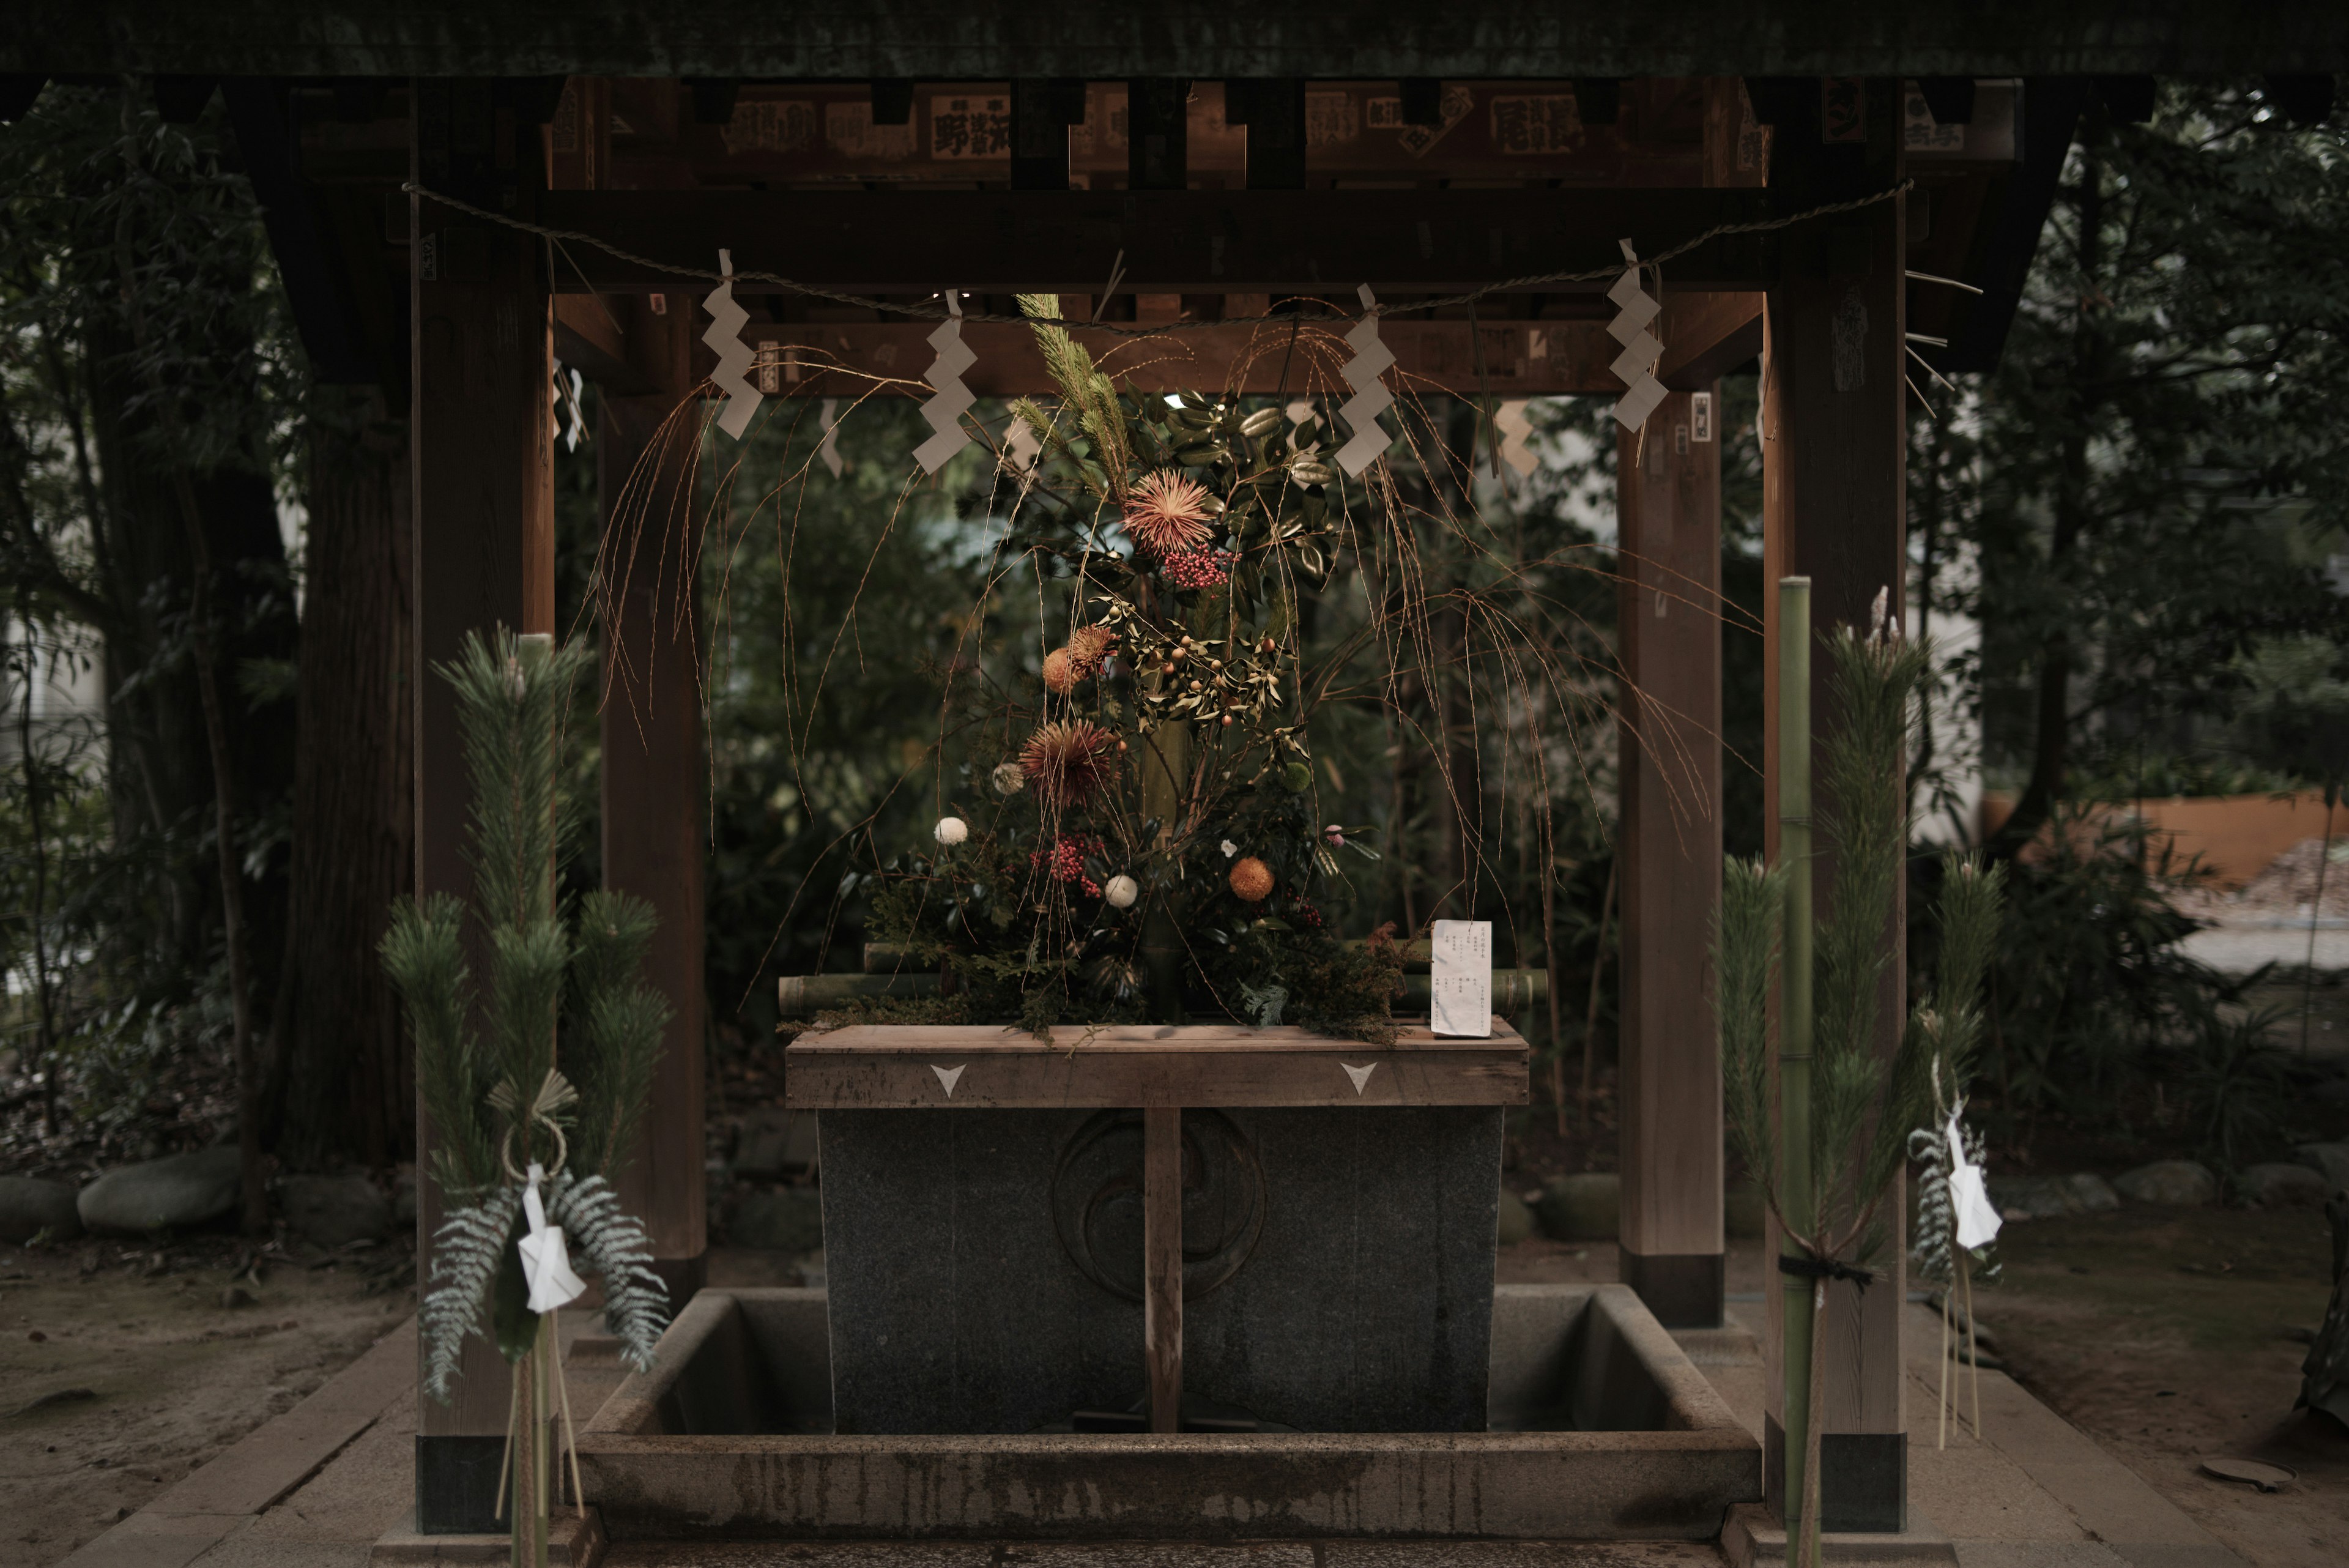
574;1282;1760;1542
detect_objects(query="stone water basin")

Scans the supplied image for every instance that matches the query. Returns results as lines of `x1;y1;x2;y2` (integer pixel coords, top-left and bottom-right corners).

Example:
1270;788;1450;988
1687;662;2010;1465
575;1282;1759;1542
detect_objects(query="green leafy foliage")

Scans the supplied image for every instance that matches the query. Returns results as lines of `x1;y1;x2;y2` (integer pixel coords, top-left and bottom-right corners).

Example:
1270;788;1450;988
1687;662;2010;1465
1716;623;2006;1261
1943;82;2349;847
382;628;672;1394
1716;856;1786;1211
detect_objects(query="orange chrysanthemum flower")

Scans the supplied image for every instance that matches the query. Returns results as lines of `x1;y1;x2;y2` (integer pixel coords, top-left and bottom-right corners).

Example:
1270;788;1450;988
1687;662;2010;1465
1121;470;1216;556
1228;856;1274;902
1019;719;1121;807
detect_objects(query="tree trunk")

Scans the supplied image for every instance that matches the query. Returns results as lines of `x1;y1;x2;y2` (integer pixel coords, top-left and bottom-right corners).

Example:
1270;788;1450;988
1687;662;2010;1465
280;391;415;1169
1987;121;2105;862
82;328;300;989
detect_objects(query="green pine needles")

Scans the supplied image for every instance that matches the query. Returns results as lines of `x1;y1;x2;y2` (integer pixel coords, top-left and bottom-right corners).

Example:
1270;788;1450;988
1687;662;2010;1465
1720;620;2006;1268
381;629;674;1399
1715;608;2005;1563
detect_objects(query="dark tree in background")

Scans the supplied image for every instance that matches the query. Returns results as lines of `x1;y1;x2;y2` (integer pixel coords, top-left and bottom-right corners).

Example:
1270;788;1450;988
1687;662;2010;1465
1958;83;2349;854
0;87;422;1180
279;388;414;1168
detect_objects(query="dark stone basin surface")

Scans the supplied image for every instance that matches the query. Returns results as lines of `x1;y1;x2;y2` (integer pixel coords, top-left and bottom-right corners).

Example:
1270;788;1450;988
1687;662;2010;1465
818;1104;1506;1435
577;1284;1760;1541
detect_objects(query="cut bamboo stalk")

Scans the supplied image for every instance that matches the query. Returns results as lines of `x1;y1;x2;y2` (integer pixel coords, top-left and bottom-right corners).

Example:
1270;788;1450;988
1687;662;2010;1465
1776;575;1816;1534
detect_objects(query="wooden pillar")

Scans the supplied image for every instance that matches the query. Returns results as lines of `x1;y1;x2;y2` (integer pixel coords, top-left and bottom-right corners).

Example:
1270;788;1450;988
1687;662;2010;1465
410;78;556;1531
1616;385;1726;1329
1760;78;1910;1534
1143;1106;1184;1433
598;292;707;1301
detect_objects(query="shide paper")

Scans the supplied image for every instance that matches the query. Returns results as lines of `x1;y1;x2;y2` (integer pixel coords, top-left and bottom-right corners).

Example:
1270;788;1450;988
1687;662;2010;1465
702;249;763;440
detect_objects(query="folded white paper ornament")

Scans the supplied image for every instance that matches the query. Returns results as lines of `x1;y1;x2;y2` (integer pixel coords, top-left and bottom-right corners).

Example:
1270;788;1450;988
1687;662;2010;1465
1943;1110;2002;1252
517;1163;588;1315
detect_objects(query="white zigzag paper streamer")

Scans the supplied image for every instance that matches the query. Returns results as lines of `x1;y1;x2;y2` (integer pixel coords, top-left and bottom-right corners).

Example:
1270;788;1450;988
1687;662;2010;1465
913;291;977;474
1334;284;1398;477
1494;399;1537;478
817;396;844;477
702;249;762;441
1606;240;1669;433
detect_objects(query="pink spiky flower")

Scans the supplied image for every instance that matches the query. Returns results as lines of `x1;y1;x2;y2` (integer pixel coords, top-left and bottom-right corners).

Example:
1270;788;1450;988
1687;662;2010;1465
1121;470;1217;556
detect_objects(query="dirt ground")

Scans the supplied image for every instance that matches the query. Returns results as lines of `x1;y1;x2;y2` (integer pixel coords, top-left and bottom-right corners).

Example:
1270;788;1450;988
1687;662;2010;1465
1976;1203;2349;1568
0;1233;412;1567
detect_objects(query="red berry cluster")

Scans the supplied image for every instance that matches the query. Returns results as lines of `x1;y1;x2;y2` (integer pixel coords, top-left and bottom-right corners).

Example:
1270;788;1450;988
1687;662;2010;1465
1291;902;1324;928
1155;546;1234;590
1030;833;1104;898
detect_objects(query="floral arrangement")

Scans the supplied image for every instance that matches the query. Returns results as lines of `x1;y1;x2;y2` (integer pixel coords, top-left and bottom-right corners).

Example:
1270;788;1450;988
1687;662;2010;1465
848;295;1405;1040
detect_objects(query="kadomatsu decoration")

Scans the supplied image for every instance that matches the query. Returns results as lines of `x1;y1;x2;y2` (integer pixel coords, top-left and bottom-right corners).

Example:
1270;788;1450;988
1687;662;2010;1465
381;630;672;1567
851;292;1403;1040
1715;586;2003;1568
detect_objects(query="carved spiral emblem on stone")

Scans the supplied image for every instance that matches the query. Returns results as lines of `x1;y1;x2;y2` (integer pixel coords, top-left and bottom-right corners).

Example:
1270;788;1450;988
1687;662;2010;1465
1050;1109;1266;1303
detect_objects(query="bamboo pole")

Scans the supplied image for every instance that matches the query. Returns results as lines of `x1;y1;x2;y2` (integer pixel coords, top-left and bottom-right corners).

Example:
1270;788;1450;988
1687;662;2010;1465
1776;576;1817;1536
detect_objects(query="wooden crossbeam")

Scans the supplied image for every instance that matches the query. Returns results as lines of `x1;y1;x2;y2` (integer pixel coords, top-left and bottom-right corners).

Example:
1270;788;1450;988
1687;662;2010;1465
1658;291;1763;387
532;188;1782;295
745;318;1616;397
559;292;1760;399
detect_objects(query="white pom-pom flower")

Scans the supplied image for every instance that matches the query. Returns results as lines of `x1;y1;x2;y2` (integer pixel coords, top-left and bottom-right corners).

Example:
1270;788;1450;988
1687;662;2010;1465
1104;874;1139;909
934;816;969;846
991;762;1028;796
1220;839;1239;858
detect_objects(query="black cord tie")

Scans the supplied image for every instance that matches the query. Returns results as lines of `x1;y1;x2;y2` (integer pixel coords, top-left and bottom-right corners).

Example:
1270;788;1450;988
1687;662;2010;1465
1778;1253;1877;1294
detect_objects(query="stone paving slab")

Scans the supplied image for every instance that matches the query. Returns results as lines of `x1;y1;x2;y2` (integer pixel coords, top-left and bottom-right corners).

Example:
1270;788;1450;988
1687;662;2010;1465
56;1321;416;1568
1891;1304;2247;1568
597;1547;1727;1567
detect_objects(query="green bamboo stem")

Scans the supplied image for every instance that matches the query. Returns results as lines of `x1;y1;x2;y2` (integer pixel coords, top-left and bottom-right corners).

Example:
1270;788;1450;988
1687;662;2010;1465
1777;576;1817;1537
1140;714;1193;1018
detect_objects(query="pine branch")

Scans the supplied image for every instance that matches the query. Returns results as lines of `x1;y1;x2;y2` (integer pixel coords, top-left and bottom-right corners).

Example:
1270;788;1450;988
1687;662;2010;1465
382;894;496;1195
488;918;572;1134
1716;855;1786;1206
566;890;670;1177
1017;294;1132;495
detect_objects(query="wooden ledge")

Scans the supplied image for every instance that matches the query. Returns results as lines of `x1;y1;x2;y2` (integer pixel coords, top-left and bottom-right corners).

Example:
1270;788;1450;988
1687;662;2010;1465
784;1020;1529;1109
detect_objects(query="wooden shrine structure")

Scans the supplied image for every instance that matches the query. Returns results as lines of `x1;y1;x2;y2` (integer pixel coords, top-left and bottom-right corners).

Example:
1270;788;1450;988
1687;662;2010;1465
10;0;2348;1542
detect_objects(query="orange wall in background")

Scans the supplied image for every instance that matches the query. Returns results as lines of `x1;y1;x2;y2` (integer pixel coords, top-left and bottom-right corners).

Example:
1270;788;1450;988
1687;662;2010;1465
1978;791;2349;889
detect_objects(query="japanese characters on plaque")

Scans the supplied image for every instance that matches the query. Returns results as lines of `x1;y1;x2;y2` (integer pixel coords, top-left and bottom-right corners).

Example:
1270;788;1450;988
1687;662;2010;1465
930;95;1012;160
1489;95;1584;157
722;99;817;155
1429;920;1494;1039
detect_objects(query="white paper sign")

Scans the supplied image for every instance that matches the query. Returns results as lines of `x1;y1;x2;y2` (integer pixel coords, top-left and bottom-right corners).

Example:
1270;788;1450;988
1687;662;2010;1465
1430;920;1493;1037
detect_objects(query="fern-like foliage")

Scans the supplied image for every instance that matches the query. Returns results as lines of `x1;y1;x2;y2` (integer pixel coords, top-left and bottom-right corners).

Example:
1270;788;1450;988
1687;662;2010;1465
1908;1118;2000;1288
421;1185;521;1400
549;1172;669;1373
1909;1126;1955;1286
